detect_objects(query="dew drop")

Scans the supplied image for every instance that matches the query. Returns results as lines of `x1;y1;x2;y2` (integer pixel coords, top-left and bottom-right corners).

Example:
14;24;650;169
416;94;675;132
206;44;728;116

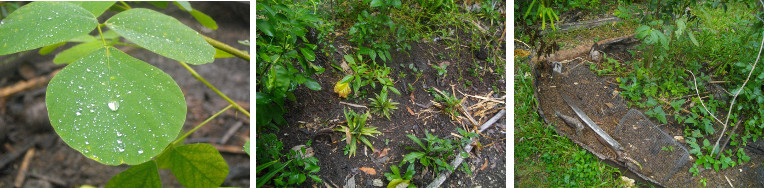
116;131;122;136
117;139;122;144
76;112;81;116
118;148;124;152
108;100;119;111
138;150;144;154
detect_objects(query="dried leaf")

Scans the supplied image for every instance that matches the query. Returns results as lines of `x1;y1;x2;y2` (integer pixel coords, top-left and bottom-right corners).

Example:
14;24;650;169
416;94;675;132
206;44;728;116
480;159;488;171
374;147;390;158
334;81;351;98
406;106;415;115
358;167;377;175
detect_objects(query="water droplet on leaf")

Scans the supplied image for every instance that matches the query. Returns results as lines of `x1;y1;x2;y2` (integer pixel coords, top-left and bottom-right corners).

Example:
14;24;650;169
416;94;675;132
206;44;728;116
108;100;119;111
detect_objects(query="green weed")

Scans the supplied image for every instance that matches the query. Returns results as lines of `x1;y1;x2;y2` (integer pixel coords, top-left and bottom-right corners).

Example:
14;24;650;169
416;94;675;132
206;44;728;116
334;109;382;157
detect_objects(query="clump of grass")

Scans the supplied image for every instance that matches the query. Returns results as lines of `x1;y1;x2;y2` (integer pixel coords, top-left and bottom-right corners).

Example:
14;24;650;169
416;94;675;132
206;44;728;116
333;109;381;158
369;92;399;120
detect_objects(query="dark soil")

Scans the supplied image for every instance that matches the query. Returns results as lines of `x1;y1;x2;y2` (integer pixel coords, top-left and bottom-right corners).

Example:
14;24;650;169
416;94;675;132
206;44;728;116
532;35;764;187
271;12;507;188
0;2;249;187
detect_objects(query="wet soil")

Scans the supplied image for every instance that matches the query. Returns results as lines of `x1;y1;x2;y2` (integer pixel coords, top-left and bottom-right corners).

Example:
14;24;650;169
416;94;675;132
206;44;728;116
532;35;764;187
0;2;249;187
270;11;507;188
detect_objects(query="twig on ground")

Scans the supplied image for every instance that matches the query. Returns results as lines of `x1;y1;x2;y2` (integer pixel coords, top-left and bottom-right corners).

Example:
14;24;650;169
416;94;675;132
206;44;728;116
0;69;60;98
220;121;244;144
0;140;36;170
725;175;734;188
717;118;743;158
211;144;248;154
28;173;66;186
14;148;35;188
427;109;505;188
339;101;367;109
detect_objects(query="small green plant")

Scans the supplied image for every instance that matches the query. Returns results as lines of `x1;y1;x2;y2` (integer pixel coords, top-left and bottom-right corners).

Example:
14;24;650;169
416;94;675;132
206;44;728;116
334;109;382;157
256;134;322;187
429;89;461;118
369;92;399;120
432;64;448;78
522;0;560;31
338;54;401;98
660;145;675;152
384;162;417;188
403;130;457;177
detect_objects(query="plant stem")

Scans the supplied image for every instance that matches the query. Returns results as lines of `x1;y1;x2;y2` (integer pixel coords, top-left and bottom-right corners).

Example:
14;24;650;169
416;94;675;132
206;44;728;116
173;104;233;145
178;62;250;117
202;35;250;61
97;24;107;46
119;1;132;9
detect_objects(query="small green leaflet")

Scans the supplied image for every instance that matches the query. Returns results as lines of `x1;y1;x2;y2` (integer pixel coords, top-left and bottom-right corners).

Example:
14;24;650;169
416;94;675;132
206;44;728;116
106;8;214;64
105;161;161;188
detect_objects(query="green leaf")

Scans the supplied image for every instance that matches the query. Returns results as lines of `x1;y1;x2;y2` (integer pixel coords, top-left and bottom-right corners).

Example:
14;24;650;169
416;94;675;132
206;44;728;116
406;134;425;149
173;1;193;11
67;1;116;17
53;40;104;64
300;47;316;61
67;34;98;43
244;141;250;156
189;9;218;30
688;31;699;46
105;8;214;64
46;47;187;165
304;78;322;91
147;1;169;9
0;1;98;55
370;0;384;7
105;161;161;188
39;42;67;55
165;143;229;188
214;48;235;58
257;19;274;37
344;55;356;64
403;152;425;162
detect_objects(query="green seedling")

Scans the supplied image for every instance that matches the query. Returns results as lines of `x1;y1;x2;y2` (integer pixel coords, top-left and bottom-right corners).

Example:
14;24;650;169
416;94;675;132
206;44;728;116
404;130;457;178
369;92;399;120
432;64;448;77
384;162;416;188
334;109;382;157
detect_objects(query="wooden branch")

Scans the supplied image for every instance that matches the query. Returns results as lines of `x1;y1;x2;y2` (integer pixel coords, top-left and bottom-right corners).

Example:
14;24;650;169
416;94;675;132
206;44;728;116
339;101;367;108
427;109;505;188
13;148;35;188
0;69;60;98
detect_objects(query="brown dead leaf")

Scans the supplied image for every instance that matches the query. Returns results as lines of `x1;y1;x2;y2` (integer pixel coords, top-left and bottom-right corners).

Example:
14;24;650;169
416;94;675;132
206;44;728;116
605;102;614;109
344;127;352;145
374;147;390;158
480;159;488;171
359;167;377;175
407;106;415;116
410;92;415;104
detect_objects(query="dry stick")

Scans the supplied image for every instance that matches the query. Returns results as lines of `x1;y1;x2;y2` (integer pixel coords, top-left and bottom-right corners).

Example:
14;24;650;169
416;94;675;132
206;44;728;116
28;173;66;186
0;69;60;98
717;118;743;158
220;121;244;144
13;148;34;188
427;109;505;188
339;101;367;108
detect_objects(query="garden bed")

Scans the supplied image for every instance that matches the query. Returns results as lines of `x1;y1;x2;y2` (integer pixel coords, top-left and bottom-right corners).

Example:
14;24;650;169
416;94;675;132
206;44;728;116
531;35;764;187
